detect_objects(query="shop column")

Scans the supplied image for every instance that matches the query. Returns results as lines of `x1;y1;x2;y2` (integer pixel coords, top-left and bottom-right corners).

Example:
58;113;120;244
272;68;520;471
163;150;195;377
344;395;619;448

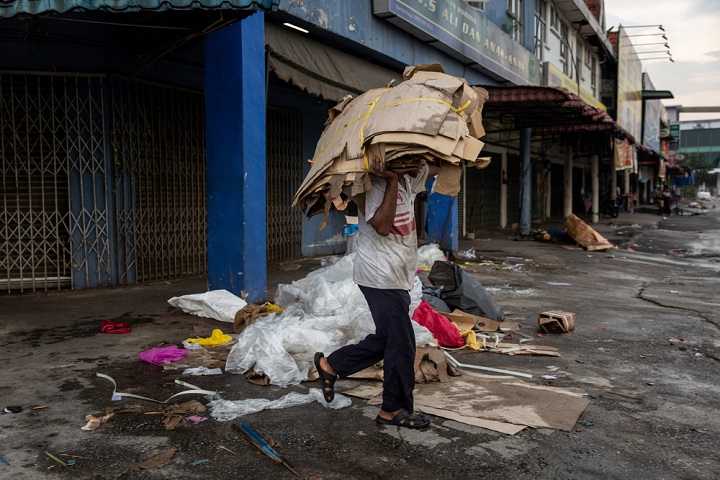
204;14;267;302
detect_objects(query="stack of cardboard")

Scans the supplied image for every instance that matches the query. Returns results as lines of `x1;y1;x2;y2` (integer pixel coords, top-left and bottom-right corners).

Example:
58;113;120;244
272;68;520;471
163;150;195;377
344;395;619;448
292;64;490;228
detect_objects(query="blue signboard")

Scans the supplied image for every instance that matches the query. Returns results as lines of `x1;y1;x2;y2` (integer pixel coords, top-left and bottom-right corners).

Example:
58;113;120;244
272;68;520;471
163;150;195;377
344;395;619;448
373;0;540;85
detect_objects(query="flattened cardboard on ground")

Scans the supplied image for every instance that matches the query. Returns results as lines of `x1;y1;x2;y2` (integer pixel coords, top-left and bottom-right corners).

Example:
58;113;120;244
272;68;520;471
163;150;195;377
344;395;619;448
417;405;526;435
415;377;589;432
344;376;589;432
565;214;615;251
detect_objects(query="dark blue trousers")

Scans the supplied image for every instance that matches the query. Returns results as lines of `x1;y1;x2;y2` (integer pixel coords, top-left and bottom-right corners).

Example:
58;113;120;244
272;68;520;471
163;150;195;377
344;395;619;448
328;286;416;413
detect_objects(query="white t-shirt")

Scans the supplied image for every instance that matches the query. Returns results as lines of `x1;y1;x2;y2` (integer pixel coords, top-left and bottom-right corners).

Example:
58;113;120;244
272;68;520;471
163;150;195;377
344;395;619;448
353;166;428;291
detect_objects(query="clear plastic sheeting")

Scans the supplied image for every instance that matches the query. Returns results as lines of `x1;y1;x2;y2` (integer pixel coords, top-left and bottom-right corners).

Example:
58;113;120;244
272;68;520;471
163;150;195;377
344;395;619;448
208;388;352;422
168;290;247;323
417;243;447;269
225;252;433;386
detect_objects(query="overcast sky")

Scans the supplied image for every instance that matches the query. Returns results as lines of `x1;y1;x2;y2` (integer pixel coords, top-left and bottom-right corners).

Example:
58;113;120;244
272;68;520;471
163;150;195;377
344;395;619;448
603;0;720;121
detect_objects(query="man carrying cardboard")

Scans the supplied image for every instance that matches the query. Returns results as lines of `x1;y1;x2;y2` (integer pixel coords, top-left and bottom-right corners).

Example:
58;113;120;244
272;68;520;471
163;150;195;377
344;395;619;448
314;155;439;429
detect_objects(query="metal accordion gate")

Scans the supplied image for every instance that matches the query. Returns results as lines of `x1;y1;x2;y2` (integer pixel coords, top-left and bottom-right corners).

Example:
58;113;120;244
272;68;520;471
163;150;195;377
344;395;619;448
0;72;207;292
266;106;303;262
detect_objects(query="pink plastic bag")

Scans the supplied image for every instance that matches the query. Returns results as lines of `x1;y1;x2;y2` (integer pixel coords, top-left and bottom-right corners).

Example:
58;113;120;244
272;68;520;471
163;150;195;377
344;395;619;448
138;345;189;365
411;300;465;348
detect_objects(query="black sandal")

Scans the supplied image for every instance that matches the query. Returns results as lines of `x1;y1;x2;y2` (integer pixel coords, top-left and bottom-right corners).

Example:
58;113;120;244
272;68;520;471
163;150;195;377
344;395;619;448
375;409;431;429
314;352;337;403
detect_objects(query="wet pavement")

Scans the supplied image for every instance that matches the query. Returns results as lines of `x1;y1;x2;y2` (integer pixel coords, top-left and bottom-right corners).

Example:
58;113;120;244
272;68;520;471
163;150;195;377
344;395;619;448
1;202;719;480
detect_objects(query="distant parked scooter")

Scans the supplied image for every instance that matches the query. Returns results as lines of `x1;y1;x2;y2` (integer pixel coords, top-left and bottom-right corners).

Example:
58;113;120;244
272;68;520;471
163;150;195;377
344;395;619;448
601;199;619;218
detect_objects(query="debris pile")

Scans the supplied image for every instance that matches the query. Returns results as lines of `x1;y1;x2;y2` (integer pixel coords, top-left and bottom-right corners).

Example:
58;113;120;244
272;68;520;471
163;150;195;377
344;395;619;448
292;63;490;228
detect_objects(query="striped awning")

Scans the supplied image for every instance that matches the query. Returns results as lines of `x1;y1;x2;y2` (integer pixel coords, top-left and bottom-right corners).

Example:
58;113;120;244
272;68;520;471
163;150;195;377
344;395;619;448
0;0;277;18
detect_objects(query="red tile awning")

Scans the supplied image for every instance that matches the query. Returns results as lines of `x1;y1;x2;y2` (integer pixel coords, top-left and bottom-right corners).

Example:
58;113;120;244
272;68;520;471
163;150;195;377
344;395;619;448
479;85;636;142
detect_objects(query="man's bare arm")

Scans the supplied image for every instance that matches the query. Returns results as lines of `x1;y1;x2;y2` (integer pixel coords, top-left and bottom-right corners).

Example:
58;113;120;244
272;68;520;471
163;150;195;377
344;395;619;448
367;157;400;236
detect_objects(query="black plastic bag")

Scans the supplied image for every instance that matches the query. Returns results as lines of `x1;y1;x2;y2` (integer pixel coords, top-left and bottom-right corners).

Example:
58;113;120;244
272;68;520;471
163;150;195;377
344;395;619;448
421;284;451;313
428;261;504;321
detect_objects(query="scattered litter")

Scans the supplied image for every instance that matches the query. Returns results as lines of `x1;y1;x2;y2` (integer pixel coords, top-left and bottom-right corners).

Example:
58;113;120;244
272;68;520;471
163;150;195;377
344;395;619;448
99;319;131;334
187;415;208;424
669;290;679;294
185;329;233;346
695;353;704;357
31;405;46;410
597;348;611;352
455;247;476;260
546;282;572;286
444;350;532;378
218;445;256;466
3;406;22;413
139;345;189;366
190;459;209;466
233;422;302;477
162;400;207;430
627;247;635;252
67;460;77;466
536;333;545;338
60;454;92;460
96;373;217;404
0;454;10;466
81;413;114;431
547;366;559;372
45;451;68;467
168;289;247;323
138;447;178;470
577;419;594;427
646;382;655;386
209;389;351;422
182;366;223;376
541;375;557;380
538;311;575;334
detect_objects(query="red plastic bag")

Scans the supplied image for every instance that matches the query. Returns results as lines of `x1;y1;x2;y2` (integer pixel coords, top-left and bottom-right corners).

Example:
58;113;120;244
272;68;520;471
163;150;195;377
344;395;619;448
411;300;465;348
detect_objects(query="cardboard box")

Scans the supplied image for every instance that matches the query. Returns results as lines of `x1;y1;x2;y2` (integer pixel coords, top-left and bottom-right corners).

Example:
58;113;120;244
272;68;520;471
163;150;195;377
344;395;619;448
538;311;576;333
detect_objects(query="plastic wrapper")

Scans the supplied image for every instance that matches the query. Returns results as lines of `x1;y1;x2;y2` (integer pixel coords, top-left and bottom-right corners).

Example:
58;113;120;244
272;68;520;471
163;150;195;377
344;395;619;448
225;253;433;386
168;289;247;323
208;389;352;422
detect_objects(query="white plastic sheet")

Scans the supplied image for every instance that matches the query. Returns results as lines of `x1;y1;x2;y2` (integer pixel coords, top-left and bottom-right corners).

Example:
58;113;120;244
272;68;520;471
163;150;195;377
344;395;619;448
168;289;247;323
417;243;447;269
225;252;433;386
208;389;352;422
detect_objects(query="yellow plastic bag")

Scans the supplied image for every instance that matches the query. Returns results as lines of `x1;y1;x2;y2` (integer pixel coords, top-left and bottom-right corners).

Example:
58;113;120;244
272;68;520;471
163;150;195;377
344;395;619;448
185;329;232;346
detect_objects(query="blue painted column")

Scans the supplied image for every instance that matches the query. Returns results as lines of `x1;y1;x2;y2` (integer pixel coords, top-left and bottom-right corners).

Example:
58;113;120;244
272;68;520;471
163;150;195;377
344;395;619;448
519;127;532;236
204;14;267;302
426;177;458;252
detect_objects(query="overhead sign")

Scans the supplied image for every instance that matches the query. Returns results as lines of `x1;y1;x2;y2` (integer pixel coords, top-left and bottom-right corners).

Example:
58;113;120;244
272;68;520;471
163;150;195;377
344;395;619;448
544;63;606;111
373;0;540;86
616;27;643;142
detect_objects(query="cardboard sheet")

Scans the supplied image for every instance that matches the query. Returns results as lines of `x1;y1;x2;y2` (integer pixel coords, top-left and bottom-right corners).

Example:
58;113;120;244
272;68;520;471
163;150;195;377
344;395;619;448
344;376;589;433
293;64;490;223
415;377;589;432
565;214;615;251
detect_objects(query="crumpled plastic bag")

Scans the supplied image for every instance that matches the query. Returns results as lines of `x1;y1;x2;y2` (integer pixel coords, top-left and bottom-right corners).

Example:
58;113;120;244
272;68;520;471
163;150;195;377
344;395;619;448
139;345;189;365
225;253;433;386
168;290;247;323
417;243;446;269
411;300;465;348
185;329;233;346
208;388;351;422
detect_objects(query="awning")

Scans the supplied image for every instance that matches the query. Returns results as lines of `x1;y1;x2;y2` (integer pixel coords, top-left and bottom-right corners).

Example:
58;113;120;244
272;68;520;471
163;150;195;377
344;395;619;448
265;22;402;103
0;0;277;18
480;85;635;142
